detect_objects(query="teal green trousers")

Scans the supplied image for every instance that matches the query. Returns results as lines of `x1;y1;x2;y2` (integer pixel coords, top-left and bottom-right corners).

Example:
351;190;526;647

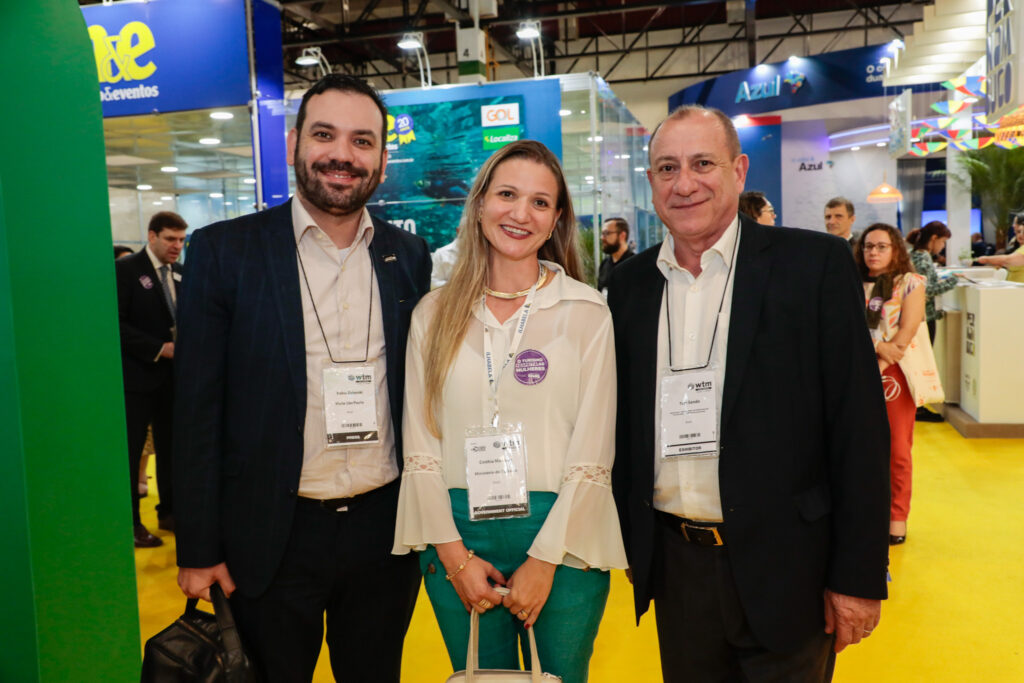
420;491;610;683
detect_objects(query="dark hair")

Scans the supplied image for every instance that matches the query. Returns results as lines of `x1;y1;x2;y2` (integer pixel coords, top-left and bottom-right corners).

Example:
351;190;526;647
648;104;741;164
295;74;389;142
738;191;768;220
603;217;629;239
148;211;187;235
825;196;855;216
907;220;952;250
855;223;915;329
114;245;134;259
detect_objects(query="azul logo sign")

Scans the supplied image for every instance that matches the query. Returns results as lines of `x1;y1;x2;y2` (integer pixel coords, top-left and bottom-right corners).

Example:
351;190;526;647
88;21;159;103
735;70;806;103
481;103;520;127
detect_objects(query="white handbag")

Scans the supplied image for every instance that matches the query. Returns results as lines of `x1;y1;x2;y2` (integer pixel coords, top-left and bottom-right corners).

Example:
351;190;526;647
897;322;945;407
444;593;561;683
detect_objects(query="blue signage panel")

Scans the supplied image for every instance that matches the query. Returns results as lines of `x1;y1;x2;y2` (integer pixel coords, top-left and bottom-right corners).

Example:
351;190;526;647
81;0;250;118
374;80;563;250
738;123;782;226
669;44;933;117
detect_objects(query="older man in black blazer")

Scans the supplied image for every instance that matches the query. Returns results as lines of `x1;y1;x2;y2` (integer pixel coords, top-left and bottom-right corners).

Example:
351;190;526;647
116;211;186;547
174;75;431;682
608;106;890;681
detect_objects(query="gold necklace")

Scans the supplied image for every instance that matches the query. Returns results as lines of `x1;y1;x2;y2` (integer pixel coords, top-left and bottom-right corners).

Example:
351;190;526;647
484;264;547;299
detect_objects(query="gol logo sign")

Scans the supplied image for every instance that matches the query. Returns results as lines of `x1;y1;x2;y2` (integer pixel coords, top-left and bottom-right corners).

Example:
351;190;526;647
88;21;157;84
481;103;520;128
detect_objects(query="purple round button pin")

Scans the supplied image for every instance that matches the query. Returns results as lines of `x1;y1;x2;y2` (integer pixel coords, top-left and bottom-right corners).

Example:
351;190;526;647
513;349;548;385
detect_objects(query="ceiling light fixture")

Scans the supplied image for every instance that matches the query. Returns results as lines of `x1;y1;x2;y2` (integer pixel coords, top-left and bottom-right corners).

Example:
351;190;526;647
199;137;221;145
516;21;545;77
210;192;224;198
397;32;432;87
209;111;234;120
867;172;903;204
136;184;152;191
161;166;178;173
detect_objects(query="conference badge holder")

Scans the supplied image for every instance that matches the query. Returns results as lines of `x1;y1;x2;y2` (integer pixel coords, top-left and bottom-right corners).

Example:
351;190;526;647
465;423;529;521
659;365;719;459
322;362;381;448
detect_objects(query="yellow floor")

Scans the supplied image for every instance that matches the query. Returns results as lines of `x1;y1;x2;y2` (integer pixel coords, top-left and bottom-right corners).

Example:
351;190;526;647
136;421;1024;681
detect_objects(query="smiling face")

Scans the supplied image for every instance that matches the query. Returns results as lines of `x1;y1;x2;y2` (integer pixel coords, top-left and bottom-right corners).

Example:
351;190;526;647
287;89;387;217
478;157;561;268
863;228;895;276
647;112;749;247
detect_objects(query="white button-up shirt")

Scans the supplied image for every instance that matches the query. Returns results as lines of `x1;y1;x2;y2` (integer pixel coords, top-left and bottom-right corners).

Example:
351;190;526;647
292;199;397;499
653;216;740;522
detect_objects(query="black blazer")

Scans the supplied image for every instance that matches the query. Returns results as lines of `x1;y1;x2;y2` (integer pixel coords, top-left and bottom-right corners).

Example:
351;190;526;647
116;248;181;393
608;217;890;653
173;200;431;597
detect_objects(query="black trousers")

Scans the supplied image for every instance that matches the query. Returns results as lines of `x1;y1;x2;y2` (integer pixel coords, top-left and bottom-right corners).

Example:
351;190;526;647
124;386;174;525
652;523;836;683
229;482;421;683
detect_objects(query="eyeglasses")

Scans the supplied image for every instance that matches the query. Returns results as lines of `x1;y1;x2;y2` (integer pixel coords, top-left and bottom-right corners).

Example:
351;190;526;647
600;230;621;237
863;243;892;252
762;208;776;217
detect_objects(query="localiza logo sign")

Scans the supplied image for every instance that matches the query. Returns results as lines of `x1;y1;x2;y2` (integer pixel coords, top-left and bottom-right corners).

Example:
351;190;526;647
88;21;160;103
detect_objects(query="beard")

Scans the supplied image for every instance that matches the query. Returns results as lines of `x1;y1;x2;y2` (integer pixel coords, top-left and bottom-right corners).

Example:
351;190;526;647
294;149;382;216
602;240;620;255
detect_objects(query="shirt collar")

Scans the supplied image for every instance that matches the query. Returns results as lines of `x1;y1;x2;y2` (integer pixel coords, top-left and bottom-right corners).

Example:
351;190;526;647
473;260;604;325
291;196;374;248
656;214;740;278
144;244;168;272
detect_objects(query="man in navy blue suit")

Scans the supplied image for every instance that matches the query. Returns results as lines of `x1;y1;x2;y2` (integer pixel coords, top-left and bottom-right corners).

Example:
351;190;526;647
174;75;431;682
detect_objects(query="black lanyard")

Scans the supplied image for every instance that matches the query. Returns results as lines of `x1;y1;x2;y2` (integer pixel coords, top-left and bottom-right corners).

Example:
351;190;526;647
664;229;740;372
296;241;373;364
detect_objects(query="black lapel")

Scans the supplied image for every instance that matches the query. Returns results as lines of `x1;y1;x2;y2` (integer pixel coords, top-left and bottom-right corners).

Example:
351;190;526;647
263;200;307;414
368;218;400;355
137;250;175;322
721;218;772;429
628;249;666;489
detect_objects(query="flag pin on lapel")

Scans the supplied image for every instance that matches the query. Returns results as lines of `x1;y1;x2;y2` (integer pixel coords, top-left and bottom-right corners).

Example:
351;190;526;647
383;254;397;263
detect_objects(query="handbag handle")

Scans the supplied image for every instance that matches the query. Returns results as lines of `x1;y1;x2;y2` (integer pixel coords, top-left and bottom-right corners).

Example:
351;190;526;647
465;587;543;683
209;584;250;683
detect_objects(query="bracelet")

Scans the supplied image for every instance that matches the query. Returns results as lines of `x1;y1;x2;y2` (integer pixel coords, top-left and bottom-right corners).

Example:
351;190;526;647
445;550;475;581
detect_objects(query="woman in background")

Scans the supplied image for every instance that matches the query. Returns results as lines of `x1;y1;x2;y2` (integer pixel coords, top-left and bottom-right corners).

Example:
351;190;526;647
738;190;776;226
856;224;925;545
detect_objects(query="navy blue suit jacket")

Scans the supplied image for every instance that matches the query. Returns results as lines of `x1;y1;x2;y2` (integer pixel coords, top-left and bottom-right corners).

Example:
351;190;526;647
173;200;431;596
116;249;181;393
608;217;890;653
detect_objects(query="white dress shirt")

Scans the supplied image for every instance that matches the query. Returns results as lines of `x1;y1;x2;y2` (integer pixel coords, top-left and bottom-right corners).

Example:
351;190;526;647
292;199;398;499
653;216;740;522
145;244;177;308
394;262;628;570
430;239;459;290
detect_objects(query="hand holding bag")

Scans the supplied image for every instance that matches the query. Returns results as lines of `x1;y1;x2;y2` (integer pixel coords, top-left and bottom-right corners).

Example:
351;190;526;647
445;602;561;683
141;584;259;683
898;322;945;407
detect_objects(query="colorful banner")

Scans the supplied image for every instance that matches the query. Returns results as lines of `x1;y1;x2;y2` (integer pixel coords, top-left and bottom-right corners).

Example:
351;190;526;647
81;0;250;117
668;44;937;117
375;80;563;250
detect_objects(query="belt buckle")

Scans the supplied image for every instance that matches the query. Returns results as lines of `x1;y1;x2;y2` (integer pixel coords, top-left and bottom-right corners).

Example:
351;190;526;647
681;522;723;547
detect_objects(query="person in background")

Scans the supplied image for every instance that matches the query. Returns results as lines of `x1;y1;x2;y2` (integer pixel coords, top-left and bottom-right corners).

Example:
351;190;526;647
855;223;925;546
970;232;994;258
431;231;459;289
738;190;776;226
978;213;1024;282
907;221;961;423
610;105;889;682
114;245;134;259
597;217;635;292
115;211;186;548
394;140;626;683
825;197;858;247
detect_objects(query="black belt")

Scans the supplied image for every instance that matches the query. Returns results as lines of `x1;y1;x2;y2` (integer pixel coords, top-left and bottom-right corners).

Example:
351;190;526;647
298;478;398;513
657;510;725;547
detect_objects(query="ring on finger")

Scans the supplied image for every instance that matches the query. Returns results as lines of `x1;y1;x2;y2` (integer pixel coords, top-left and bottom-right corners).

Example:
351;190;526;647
478;599;492;609
862;629;873;635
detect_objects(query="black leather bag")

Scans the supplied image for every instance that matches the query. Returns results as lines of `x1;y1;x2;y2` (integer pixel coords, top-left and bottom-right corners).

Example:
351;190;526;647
141;584;259;682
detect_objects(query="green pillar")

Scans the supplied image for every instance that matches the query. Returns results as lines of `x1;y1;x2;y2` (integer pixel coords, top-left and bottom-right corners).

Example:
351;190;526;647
0;3;140;680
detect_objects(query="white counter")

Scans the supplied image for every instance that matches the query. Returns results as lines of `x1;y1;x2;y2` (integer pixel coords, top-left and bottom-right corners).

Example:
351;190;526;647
956;282;1024;424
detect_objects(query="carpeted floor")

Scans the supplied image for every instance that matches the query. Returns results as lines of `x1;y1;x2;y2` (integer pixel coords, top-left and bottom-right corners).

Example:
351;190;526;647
135;420;1024;681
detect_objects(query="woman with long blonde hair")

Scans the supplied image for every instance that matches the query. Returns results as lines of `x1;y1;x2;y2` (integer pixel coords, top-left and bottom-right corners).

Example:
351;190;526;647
393;140;626;682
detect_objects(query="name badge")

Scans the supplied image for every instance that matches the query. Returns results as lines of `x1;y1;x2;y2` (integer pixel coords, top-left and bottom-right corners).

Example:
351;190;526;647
322;364;380;448
659;368;719;459
465;424;529;521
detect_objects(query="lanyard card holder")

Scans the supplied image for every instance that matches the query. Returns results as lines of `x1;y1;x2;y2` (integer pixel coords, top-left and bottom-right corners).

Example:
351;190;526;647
322;362;381;449
464;423;530;521
659;365;720;460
